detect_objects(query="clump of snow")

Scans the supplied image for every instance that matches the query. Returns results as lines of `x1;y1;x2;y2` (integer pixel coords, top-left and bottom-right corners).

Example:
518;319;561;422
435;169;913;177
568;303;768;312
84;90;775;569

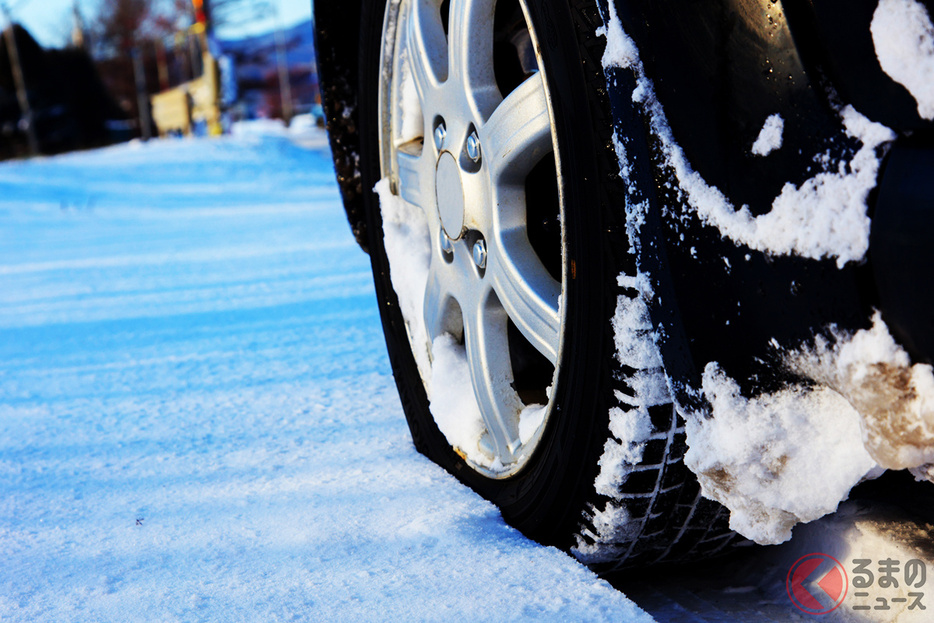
374;178;433;382
574;502;639;565
756;107;894;268
519;403;547;445
599;2;895;268
612;274;664;370
428;334;490;466
397;48;424;145
599;12;640;70
872;0;934;120
688;312;934;546
751;114;784;156
910;462;934;482
686;364;877;545
603;279;669;471
593;406;656;500
786;312;934;471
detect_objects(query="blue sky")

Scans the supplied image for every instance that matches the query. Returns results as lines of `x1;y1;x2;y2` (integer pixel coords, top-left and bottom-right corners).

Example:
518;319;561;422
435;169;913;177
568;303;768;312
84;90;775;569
6;0;313;48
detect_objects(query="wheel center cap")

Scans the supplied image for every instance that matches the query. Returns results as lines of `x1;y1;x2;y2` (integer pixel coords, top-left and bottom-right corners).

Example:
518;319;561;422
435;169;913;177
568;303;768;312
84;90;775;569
435;152;465;240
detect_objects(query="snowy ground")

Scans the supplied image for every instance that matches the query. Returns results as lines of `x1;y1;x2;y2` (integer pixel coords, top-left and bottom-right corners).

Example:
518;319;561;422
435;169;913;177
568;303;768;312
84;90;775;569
0;126;650;622
4;122;933;623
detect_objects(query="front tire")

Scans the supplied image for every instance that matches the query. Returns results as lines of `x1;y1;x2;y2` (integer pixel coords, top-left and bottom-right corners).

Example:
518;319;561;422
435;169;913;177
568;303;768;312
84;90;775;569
357;0;738;569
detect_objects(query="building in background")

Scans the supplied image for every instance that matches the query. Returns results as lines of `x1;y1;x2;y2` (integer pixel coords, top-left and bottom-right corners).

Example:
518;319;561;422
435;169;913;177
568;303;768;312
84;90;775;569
1;24;122;160
148;17;320;137
218;18;319;124
149;24;222;137
1;3;320;158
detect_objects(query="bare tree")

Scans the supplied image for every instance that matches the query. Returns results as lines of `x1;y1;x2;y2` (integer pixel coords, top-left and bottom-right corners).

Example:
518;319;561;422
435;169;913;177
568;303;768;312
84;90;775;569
88;0;182;140
92;0;155;56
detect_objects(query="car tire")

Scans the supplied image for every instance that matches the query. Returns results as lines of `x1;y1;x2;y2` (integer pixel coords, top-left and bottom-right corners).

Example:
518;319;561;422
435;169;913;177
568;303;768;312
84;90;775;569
357;0;740;570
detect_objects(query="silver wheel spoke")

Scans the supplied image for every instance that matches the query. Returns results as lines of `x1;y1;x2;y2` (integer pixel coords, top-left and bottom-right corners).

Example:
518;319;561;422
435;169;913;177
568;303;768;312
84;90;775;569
422;260;461;342
481;72;552;188
490;228;561;365
464;293;522;460
406;0;448;105
447;0;500;121
482;72;560;364
396;149;431;212
423;263;447;342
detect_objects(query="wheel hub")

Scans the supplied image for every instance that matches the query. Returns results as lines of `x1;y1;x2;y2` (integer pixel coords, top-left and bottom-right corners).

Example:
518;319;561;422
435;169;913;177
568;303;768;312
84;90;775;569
435;152;466;240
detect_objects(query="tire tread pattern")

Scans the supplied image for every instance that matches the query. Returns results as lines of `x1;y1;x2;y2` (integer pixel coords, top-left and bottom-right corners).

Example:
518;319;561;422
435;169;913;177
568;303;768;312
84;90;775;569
565;0;742;572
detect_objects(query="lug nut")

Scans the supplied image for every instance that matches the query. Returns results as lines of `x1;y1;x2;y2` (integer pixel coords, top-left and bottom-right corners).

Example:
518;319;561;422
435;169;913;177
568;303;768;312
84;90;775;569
466;131;481;162
433;121;447;151
472;238;487;269
440;229;453;254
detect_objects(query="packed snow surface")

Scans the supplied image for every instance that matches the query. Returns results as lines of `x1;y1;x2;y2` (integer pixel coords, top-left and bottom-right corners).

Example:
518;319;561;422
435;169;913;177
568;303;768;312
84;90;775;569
751;114;784;156
373;177;433;382
599;3;895;268
426;334;488;463
872;0;934;120
0;126;652;622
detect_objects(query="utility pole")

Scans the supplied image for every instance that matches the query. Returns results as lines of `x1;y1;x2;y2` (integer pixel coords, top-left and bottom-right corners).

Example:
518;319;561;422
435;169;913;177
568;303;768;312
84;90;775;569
131;47;152;141
155;38;169;91
1;4;39;156
273;1;293;126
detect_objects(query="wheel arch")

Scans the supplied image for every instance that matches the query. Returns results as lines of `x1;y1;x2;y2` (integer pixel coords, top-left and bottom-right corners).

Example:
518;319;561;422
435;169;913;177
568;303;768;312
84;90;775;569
597;0;899;406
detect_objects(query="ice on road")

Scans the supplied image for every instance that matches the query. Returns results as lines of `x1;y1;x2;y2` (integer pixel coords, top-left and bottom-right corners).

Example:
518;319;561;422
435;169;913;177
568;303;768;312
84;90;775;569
0;127;651;622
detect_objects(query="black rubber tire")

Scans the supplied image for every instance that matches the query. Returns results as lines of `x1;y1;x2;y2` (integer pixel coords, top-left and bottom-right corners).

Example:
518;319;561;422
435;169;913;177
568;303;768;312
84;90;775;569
356;0;740;570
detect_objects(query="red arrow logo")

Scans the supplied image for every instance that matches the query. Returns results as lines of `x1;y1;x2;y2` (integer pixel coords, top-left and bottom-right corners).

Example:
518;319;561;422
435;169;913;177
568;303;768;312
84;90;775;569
786;553;847;615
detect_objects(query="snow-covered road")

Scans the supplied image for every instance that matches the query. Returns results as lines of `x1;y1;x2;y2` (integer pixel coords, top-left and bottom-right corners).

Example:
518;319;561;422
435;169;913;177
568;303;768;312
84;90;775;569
0;126;651;622
7;122;934;623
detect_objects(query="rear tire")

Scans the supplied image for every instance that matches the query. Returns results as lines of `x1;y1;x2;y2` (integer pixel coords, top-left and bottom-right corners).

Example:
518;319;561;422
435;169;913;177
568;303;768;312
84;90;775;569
357;0;739;569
